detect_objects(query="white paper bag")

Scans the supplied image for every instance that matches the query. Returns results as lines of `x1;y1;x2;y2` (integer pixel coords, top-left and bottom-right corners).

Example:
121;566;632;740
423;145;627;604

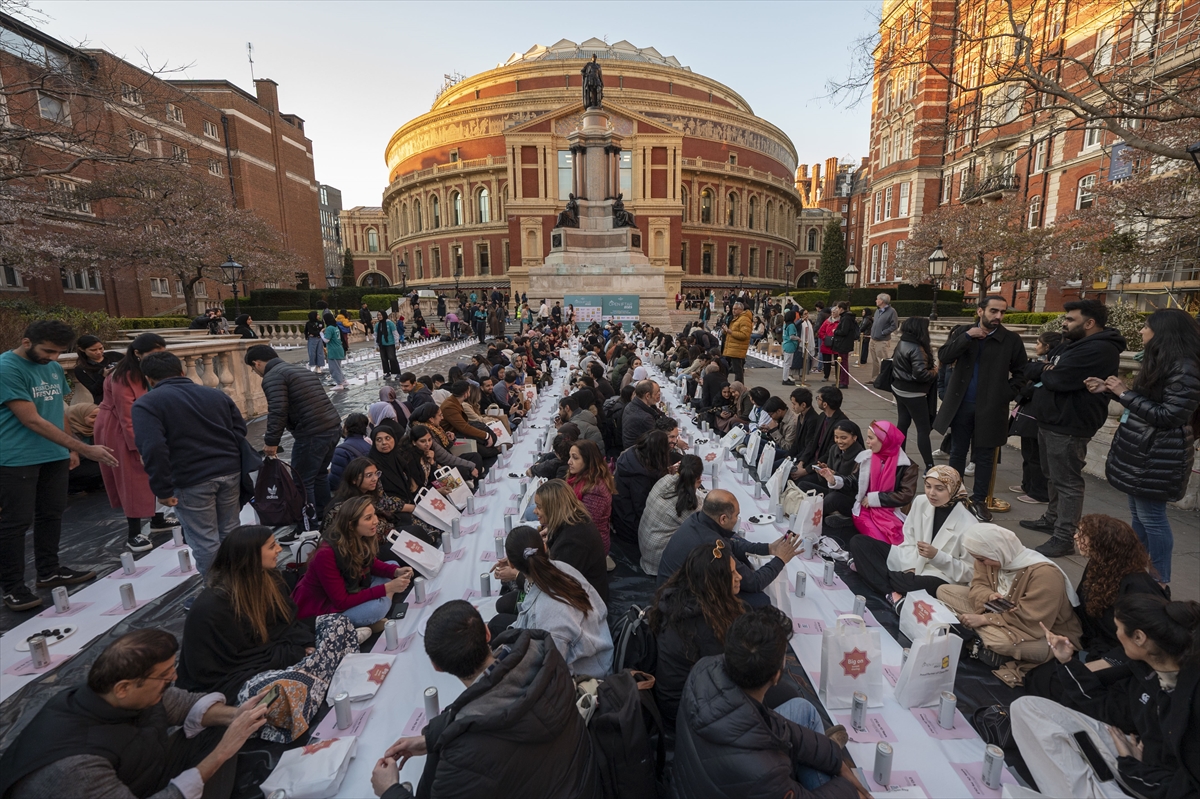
756;441;776;483
485;419;513;448
819;614;884;708
259;736;357;799
720;426;747;452
788;490;823;542
385;528;444;579
693;382;703;400
413;486;462;533
326;653;396;703
898;589;960;643
518;476;546;518
767;458;794;500
434;465;473;510
894;623;962;708
742;429;762;464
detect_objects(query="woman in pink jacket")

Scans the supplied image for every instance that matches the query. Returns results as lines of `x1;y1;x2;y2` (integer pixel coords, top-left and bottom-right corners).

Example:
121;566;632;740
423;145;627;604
94;333;168;552
565;440;614;557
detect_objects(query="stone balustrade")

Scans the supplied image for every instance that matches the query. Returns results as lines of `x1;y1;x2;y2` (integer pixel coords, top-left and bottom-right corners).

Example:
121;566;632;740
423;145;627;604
252;321;368;347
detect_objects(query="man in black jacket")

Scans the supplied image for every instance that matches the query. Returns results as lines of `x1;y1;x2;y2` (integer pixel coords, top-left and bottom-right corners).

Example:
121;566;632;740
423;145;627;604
1020;300;1125;556
786;387;821;464
932;296;1028;518
621;380;663;449
793;385;847;480
373;602;598;799
656;491;799;607
673;606;864;799
245;344;342;518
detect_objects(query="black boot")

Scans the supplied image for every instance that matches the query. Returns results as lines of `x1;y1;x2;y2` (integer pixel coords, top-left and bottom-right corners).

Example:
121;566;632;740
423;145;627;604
1035;535;1074;558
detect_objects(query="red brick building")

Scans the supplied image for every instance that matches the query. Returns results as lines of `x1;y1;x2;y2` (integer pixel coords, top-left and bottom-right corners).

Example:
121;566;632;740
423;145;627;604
0;12;324;316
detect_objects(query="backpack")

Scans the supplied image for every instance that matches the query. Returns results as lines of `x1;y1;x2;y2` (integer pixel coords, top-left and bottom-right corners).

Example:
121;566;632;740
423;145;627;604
586;670;666;799
610;604;658;674
252;457;308;527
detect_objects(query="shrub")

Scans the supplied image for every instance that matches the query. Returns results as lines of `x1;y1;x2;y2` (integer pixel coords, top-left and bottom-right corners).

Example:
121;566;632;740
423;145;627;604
1005;312;1063;326
222;305;281;321
116;317;192;329
362;294;402;312
0;299;122;349
775;290;830;309
277;310;316;321
251;288;309;307
1029;301;1146;351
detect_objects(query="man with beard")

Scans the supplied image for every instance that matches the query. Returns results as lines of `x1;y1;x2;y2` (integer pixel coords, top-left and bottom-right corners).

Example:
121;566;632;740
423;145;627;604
933;296;1028;520
1020;300;1125;556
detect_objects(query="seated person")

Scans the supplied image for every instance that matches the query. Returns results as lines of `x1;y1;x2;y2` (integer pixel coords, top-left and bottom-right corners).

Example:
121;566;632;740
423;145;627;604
650;539;745;730
528;428;575;482
0;629;271;799
368;422;442;544
293;496;413;631
1012;594;1200;799
409;404;482;484
177;525;360;742
638;454;704;576
848;465;976;611
656;490;800;608
673;606;865;798
368;387;405;429
328;413;372;493
841;420;919;544
794;420;865;521
565;440;614;556
323;457;407;530
937;523;1083;687
439;380;500;467
791;386;847;481
372;601;598;799
65;403;105;494
612;430;672;552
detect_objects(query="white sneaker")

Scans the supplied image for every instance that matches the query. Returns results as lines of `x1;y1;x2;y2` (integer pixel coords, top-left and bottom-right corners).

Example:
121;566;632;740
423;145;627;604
933;450;950;460
355;627;372;645
817;536;849;562
965;462;976;475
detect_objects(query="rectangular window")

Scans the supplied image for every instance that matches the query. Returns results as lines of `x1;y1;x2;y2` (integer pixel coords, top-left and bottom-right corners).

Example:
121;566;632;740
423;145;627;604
1077;175;1097;209
453;245;463;276
448;149;459;163
478;243;490;275
749;247;758;276
884;186;893;219
619;150;632;198
680;241;688;270
62;269;101;292
208;160;223;176
991;257;1004;290
150;277;170;296
870;245;880;283
898;182;910;216
415;248;424;279
194;281;208;298
1083;121;1103;150
167;103;184;124
1096;25;1114;68
702;244;713;274
557;150;573;200
47;178;91;213
171;144;188;163
431;247;441;277
942;172;952;203
203;120;219;139
729;153;737;165
881;137;890;167
129;129;149;152
873;191;882;223
503;240;510;269
38;92;68;123
766;250;774;279
121;83;142;105
1033;139;1047;172
881;242;889;277
2;264;23;288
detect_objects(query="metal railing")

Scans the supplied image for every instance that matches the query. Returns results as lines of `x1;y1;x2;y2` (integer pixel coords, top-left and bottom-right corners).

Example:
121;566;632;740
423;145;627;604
961;172;1020;201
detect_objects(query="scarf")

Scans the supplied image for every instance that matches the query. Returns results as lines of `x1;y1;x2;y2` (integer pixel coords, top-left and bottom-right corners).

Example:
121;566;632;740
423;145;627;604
868;420;905;495
66;403;97;437
369;423;410;498
962;523;1079;606
369;387;403;427
924;465;968;499
631;366;648;383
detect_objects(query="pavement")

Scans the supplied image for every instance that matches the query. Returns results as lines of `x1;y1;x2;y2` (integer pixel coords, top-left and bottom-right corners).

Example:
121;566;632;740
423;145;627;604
736;353;1198;602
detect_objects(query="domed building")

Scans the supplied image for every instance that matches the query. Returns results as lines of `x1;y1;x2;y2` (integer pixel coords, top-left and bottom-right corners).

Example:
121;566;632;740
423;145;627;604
377;38;803;300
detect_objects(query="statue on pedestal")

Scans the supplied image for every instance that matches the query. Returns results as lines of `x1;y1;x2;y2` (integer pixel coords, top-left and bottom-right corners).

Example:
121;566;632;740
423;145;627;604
612;193;636;228
555;193;579;229
581;54;603;109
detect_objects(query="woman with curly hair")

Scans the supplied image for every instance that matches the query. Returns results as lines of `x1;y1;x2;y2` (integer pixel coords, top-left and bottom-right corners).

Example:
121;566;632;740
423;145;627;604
648;540;745;728
565;439;614;555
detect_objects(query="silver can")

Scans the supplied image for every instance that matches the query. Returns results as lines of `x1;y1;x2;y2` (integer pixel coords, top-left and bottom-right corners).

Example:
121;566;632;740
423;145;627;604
412;577;426;604
495;535;507;560
172;528;184;547
823;560;835;586
333;691;352;730
424;686;440;720
794;571;806;598
466;496;476;515
982;744;1005;790
384;620;399;650
938;691;957;730
120;551;136;575
503;514;514;533
852;595;866;617
51;587;69;614
119;582;136;610
799;537;814;559
753;481;763;499
443;530;453;554
451;518;461;538
28;635;51;669
851;691;868;731
901;647;910;666
873;742;894;787
480;573;492;597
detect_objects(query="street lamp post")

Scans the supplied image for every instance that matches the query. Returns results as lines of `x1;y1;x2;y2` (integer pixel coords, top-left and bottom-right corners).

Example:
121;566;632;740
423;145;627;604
326;270;342;312
454;261;462;299
927;240;948;322
399;258;408;294
219;256;244;316
785;259;793;291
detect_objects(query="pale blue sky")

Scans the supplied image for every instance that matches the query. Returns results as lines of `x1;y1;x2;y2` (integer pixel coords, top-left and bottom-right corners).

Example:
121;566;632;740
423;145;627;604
40;0;878;206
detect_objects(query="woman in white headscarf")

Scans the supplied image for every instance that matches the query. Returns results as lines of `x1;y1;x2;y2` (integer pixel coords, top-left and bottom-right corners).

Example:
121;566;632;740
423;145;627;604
938;523;1083;687
621;361;647;391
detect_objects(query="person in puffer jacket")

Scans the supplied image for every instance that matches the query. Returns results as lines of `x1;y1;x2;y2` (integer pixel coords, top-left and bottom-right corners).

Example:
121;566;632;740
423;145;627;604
1090;308;1200;585
673;606;864;799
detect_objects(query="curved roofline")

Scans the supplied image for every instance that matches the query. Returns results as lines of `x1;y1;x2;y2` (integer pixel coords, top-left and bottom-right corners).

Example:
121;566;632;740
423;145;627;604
502;38;688;70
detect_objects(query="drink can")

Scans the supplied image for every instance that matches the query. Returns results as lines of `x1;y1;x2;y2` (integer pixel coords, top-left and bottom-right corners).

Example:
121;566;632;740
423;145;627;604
873;742;894;787
119;582;137;610
823;560;835;586
495;535;507;559
121;551;136;575
754;482;763;499
852;595;866;617
466;496;476;515
384;620;399;650
333;691;352;730
178;549;192;573
983;744;1005;790
504;514;514;533
51;587;69;614
902;647;910;666
172;528;184;547
29;635;51;669
793;571;806;598
799;537;813;559
443;530;453;554
412;577;426;604
424;686;440;720
939;691;957;729
851;691;868;731
451;518;461;538
480;573;492;597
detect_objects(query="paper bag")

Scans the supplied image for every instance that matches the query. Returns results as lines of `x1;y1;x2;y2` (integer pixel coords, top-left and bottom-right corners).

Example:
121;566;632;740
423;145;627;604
720;426;747;452
326;653;396;703
898;589;960;644
756;441;776;483
742;429;762;464
819;614;884;708
434;465;473;511
518;476;546;518
386;528;443;579
894;623;962;708
485;419;513;448
767;457;794;500
413;486;461;533
259;736;357;799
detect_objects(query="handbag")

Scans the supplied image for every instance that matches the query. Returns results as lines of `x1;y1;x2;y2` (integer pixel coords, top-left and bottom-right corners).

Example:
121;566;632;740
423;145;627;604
719;426;747;452
819;614;884;708
787;489;823;541
412;486;462;533
741;429;762;465
894;623;962;708
259;736;357;799
518;476;546;518
973;704;1014;750
485;418;513;448
873;359;895;391
898;589;960;643
385;527;444;579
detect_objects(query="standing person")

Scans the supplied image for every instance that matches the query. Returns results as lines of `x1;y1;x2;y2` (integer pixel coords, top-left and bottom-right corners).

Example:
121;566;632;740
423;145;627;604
304;311;326;373
868;293;898;380
675;291;683;310
798;307;816;385
359;302;374;336
817;307;838;383
1020;300;1125;556
0;320;112;611
781;310;799;386
1009;331;1062;504
72;335;121;404
375;311;400;378
857;308;874;366
829;301;858;390
244;344;343;521
320;312;349;390
1089;308;1200;583
813;301;829;375
94;333;169;553
132;352;247;576
890;316;938;473
932;296;1028;520
722;301;753;384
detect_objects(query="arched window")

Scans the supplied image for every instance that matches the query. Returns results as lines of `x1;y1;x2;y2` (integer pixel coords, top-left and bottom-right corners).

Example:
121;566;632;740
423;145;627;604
1028;195;1042;228
807;228;818;252
748;197;757;229
727;192;738;226
367;228;379;252
413;199;422;232
1076;175;1097;210
477;187;490;224
400;203;408;236
451;191;463;226
431;195;441;228
765;201;774;232
700;189;713;224
681;187;689;221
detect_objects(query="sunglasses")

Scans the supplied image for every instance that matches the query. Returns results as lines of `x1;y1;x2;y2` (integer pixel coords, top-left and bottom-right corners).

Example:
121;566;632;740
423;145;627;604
712;539;726;559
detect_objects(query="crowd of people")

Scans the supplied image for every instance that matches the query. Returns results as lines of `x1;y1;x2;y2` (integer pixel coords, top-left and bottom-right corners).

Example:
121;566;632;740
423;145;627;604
1;297;1198;799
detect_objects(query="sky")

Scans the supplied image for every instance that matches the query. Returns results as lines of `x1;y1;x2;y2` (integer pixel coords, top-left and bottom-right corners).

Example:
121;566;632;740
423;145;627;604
39;0;879;207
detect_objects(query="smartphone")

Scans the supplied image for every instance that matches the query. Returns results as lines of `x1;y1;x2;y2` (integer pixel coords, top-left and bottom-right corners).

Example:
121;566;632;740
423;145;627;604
1072;731;1115;782
985;598;1016;614
388;601;409;620
260;684;281;708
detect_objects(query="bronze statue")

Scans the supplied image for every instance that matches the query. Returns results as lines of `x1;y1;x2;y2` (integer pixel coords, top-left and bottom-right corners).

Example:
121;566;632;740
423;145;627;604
581;54;603;109
612;193;636;228
555;193;580;228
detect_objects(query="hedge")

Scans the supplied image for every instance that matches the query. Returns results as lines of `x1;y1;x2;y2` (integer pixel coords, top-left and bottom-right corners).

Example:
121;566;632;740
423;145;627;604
228;286;410;315
1002;312;1062;326
117;316;192;329
223;306;281;321
277;310;316;321
362;294;403;312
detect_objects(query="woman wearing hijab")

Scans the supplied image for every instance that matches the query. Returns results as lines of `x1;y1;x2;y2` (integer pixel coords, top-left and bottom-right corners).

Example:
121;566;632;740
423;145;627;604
233;314;257;339
938;523;1083;686
846;420;920;545
65;403;105;493
368;386;405;428
304;310;326;373
848;465;976;609
367;422;443;545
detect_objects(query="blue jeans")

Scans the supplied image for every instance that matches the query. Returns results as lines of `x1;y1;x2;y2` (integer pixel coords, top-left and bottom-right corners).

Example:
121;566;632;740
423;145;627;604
327;359;346;384
306;338;326;368
340;567;397;626
290;431;340;517
1128;495;1173;583
174;472;242;575
774;698;834;789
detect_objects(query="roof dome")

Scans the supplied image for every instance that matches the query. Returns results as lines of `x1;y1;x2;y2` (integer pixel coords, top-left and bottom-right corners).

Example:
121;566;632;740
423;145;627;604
502;38;689;71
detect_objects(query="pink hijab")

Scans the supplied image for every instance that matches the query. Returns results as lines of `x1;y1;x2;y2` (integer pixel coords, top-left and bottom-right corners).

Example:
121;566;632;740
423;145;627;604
853;420;908;545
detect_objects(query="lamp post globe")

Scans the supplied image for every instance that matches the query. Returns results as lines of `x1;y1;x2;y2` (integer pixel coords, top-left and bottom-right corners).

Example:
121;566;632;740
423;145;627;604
927;239;948;321
325;271;342;311
219;256;244;315
842;262;859;289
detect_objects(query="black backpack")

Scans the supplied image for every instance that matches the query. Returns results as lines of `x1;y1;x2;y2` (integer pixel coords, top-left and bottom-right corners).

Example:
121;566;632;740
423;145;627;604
253;457;308;527
610;604;657;673
589;670;666;799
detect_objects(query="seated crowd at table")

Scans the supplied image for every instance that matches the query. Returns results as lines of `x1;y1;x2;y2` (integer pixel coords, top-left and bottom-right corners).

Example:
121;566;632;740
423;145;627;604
2;306;1198;799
